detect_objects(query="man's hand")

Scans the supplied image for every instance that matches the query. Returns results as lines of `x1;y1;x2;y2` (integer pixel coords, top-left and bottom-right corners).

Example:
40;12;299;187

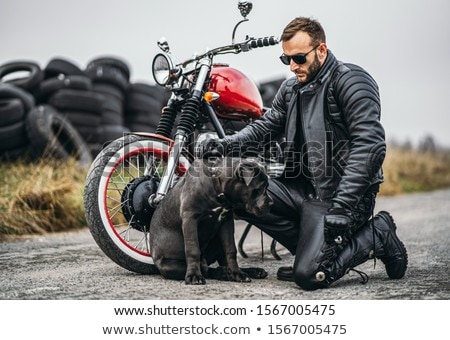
324;203;354;244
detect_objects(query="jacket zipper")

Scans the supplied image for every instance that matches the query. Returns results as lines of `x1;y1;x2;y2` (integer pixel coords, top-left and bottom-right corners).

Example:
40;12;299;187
299;87;321;201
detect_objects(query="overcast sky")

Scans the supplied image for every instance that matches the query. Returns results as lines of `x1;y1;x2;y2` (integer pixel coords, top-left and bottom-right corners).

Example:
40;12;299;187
1;0;449;147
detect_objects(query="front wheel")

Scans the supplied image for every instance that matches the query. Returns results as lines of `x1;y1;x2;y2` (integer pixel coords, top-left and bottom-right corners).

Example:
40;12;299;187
83;134;190;274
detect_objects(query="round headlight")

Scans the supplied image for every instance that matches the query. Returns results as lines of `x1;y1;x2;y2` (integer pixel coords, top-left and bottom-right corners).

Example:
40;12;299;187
152;53;173;86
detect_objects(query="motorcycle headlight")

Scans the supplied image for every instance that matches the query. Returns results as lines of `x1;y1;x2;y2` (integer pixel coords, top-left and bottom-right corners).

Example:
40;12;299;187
152;53;175;86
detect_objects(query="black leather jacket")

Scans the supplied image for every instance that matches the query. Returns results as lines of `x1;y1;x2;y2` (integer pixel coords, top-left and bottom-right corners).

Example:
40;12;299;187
224;51;386;209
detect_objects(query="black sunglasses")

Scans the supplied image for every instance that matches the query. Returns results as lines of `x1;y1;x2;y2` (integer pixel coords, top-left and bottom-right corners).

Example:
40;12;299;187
279;45;319;65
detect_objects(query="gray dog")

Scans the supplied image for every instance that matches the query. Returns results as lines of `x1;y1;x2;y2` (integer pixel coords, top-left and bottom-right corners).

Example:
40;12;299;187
148;157;273;284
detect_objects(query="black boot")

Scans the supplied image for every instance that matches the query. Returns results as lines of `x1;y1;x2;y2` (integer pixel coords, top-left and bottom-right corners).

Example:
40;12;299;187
372;211;408;279
315;211;408;285
277;266;294;281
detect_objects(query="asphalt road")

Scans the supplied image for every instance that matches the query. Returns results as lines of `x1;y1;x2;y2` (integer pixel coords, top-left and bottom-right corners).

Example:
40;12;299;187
0;188;449;300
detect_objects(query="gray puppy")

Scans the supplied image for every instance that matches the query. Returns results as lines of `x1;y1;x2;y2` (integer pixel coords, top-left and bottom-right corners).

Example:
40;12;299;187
149;157;272;284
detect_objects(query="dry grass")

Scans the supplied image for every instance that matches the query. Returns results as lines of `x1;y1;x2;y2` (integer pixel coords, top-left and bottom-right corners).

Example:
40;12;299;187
380;147;450;196
0;158;87;240
1;147;449;238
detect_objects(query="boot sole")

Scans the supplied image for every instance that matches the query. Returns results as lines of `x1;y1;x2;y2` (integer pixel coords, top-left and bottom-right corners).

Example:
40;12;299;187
277;266;294;282
378;211;408;279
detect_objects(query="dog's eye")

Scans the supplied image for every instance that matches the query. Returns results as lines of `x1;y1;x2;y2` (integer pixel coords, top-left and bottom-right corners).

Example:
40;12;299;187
251;187;265;198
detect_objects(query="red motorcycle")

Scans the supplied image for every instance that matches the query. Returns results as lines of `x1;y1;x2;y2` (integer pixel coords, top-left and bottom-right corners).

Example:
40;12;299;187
83;1;281;274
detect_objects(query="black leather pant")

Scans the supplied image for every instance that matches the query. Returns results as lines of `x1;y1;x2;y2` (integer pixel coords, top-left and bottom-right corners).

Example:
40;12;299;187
237;177;377;290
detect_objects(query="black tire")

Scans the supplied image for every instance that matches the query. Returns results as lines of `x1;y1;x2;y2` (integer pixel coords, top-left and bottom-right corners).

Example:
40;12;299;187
124;90;162;132
101;108;123;126
93;82;124;102
75;125;101;143
125;91;162;112
86;56;131;81
127;82;170;104
92;83;125;125
124;122;156;133
0;98;25;126
0;120;29;151
83;134;191;274
48;88;104;114
0;60;43;92
35;75;92;103
85;65;128;93
60;110;102;127
44;57;86;79
258;77;286;107
125;108;161;123
97;124;130;144
25;105;93;167
0;83;35;112
125;111;160;129
101;94;123;114
124;91;162;129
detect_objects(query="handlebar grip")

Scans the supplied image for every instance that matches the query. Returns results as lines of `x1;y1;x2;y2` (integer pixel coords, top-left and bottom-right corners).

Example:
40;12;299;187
249;36;279;49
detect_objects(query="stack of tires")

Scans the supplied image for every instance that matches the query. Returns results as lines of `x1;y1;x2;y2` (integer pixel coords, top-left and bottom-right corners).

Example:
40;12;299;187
85;57;131;155
0;61;92;167
258;77;287;108
0;81;36;160
0;56;170;164
38;58;103;160
124;82;170;133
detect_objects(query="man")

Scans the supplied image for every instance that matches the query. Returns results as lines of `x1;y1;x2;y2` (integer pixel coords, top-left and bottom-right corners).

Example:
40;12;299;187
203;17;408;290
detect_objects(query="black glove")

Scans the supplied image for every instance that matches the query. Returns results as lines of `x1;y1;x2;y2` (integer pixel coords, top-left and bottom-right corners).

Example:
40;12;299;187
196;138;227;159
324;202;354;244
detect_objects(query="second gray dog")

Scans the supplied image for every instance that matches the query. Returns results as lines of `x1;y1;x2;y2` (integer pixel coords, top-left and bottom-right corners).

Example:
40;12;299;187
149;157;272;284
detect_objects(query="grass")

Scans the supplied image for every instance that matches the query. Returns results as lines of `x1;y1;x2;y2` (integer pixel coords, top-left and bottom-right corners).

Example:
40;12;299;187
0;158;87;240
0;146;449;238
380;147;450;196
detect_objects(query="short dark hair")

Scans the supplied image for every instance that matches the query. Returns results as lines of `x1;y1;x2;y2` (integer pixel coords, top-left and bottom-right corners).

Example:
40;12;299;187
281;17;326;46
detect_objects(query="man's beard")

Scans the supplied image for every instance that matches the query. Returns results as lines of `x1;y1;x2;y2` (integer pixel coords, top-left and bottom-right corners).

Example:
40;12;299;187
298;53;321;84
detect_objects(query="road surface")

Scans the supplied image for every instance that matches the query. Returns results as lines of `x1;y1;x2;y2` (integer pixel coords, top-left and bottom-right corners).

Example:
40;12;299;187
0;188;449;300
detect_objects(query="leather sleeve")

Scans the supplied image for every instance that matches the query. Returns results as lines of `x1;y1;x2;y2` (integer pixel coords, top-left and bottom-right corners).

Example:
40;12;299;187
223;78;289;146
332;66;386;209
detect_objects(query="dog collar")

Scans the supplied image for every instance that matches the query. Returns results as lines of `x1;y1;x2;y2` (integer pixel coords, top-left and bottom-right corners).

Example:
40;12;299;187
210;168;233;209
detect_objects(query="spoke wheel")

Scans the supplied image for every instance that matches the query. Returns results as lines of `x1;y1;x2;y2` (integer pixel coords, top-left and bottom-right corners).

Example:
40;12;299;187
84;134;190;274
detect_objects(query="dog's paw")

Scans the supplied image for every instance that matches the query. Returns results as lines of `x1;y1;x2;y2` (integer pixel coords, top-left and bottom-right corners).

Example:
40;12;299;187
185;273;206;285
241;267;268;279
227;268;252;283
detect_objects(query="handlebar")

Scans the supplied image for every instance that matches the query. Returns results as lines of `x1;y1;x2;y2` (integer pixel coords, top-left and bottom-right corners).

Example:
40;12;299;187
247;36;279;49
180;36;279;67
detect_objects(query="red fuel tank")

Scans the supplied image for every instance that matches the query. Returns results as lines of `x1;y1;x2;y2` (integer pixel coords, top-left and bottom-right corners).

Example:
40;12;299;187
207;64;263;120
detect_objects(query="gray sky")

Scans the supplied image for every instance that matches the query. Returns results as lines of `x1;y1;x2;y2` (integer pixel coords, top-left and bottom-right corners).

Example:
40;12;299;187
1;0;449;147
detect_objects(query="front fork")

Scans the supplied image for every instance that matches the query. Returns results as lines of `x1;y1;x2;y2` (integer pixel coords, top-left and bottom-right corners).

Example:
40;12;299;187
150;57;212;206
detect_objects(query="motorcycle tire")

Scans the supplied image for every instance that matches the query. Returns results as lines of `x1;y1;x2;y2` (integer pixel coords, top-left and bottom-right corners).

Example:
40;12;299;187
83;134;191;274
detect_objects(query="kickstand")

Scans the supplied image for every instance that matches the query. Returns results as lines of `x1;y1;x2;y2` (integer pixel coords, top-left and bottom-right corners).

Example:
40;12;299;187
238;223;283;261
270;239;281;260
